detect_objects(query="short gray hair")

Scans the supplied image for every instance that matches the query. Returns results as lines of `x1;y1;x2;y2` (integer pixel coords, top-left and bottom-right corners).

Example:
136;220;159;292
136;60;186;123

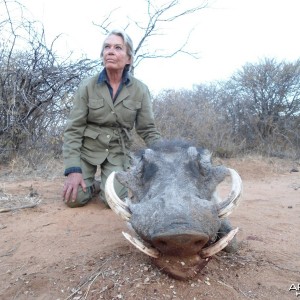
100;29;134;71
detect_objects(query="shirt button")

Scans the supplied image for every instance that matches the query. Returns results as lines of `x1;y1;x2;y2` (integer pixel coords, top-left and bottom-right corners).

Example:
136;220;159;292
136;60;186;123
111;111;115;114
105;149;109;152
107;135;110;138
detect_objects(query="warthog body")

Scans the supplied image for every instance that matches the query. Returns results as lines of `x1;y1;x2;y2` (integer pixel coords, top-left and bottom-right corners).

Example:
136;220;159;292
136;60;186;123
105;140;242;279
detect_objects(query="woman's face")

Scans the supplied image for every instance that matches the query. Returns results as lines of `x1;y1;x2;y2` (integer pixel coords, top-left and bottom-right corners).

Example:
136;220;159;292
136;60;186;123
102;34;131;72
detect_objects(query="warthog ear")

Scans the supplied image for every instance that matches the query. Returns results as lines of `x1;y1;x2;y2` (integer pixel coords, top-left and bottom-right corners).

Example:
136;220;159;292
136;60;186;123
115;169;144;203
199;148;212;169
187;146;198;159
142;148;155;162
115;171;135;188
115;149;158;203
187;147;212;177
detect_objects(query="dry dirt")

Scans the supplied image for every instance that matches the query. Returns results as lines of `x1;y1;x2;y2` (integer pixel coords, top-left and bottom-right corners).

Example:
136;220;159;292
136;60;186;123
0;157;299;300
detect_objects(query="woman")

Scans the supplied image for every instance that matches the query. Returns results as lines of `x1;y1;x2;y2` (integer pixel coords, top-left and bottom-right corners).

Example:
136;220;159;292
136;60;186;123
62;29;161;207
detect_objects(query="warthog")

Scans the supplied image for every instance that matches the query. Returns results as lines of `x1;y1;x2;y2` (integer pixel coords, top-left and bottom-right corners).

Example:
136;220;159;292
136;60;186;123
105;140;242;280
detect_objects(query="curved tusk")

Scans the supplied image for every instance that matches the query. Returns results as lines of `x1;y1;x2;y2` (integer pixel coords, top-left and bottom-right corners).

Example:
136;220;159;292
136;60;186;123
200;227;239;258
218;168;242;218
105;172;132;221
122;231;160;258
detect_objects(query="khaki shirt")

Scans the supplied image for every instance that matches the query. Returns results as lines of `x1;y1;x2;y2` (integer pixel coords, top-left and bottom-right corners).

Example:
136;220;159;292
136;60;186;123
63;73;161;169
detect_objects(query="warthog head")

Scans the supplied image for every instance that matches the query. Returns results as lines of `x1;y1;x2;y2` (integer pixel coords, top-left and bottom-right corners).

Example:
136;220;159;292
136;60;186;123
105;140;242;280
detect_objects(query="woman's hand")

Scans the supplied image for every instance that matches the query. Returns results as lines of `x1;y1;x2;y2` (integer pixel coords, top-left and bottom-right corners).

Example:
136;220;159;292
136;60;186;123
62;173;87;203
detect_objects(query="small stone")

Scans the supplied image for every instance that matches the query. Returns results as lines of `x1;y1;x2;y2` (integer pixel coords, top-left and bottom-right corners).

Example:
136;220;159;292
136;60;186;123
144;277;150;283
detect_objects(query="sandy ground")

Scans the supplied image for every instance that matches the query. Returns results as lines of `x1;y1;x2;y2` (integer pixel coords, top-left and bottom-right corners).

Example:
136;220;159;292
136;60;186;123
0;157;299;300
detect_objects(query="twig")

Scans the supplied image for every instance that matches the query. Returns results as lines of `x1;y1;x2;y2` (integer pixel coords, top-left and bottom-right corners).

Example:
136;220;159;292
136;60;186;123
65;258;111;300
0;224;7;229
0;202;39;213
0;243;20;257
217;280;234;289
83;270;104;299
238;288;251;298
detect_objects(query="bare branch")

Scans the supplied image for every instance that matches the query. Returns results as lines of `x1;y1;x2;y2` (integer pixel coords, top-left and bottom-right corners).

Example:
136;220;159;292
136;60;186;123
0;0;100;160
92;7;121;35
134;27;198;68
93;0;208;72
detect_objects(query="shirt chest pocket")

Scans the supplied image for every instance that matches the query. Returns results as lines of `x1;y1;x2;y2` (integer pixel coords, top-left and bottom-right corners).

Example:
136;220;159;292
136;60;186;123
87;98;106;121
120;99;142;124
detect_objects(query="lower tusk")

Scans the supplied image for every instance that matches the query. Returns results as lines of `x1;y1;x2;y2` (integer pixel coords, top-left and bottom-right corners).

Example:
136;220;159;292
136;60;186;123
200;227;239;258
122;231;160;259
105;172;132;221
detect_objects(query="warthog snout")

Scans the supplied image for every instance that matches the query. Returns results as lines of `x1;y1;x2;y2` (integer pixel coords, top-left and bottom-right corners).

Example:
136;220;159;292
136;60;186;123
152;231;209;256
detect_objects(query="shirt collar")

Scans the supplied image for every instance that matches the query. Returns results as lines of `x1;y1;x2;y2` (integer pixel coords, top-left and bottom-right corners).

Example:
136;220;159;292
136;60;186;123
97;68;130;85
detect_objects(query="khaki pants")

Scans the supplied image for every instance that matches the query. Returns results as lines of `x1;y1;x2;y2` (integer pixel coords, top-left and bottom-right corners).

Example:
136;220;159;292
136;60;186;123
65;158;127;208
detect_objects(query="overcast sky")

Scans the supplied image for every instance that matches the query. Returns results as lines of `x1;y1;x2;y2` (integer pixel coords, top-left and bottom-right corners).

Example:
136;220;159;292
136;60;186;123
22;0;300;94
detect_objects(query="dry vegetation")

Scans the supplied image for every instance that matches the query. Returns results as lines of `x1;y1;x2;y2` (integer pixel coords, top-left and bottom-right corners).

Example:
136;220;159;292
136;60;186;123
1;1;300;164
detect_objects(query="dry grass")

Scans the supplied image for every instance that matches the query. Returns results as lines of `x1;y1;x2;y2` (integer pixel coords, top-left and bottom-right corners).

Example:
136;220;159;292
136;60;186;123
215;154;299;180
0;153;62;212
0;154;63;181
0;185;41;212
1;152;299;182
